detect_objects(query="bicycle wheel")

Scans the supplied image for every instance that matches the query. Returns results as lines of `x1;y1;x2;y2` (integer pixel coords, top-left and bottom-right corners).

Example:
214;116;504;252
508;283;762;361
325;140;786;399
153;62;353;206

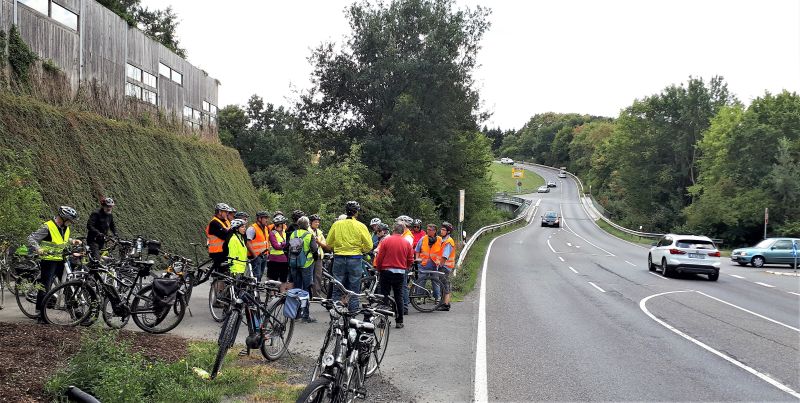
208;281;233;322
102;296;130;329
211;309;241;379
15;276;40;319
260;296;295;361
409;277;440;313
130;284;186;334
366;312;390;377
42;281;94;326
296;377;335;403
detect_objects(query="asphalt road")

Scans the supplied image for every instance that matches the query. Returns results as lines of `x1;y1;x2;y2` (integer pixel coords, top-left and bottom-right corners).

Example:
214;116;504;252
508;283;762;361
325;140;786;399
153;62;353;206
478;163;800;402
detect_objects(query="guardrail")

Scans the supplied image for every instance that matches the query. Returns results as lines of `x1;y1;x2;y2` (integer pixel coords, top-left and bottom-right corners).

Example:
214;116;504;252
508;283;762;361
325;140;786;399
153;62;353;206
454;196;536;274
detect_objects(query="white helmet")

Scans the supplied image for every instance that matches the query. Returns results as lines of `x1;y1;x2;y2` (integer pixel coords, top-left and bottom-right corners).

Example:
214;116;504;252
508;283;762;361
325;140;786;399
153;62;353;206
370;218;382;226
395;215;413;226
229;219;247;230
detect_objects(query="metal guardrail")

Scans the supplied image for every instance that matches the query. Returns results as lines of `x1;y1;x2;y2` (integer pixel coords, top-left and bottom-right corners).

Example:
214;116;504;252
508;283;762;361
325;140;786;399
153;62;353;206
454;196;536;274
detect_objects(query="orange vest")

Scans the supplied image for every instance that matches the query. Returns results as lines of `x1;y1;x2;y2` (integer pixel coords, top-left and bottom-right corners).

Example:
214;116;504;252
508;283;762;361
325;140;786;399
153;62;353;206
419;236;442;266
247;223;268;257
206;216;230;253
440;236;456;269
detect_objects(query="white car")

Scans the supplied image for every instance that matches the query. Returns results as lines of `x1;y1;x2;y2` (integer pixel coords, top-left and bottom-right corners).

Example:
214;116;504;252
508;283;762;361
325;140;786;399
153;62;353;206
500;157;514;165
536;185;550;193
648;234;721;281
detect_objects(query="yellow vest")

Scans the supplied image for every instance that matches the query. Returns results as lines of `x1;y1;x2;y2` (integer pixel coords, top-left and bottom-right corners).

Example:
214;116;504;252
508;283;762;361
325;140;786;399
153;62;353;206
41;220;70;261
269;230;286;256
227;233;248;274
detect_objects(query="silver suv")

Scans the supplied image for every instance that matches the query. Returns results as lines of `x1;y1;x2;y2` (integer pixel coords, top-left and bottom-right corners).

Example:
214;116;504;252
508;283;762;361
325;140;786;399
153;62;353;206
648;234;721;281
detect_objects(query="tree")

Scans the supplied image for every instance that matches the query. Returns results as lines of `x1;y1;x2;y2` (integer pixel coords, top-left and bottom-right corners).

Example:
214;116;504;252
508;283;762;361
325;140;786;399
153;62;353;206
97;0;186;58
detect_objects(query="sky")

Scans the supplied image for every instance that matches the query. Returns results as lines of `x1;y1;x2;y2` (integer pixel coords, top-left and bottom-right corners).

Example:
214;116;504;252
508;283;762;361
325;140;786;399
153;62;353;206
142;0;800;130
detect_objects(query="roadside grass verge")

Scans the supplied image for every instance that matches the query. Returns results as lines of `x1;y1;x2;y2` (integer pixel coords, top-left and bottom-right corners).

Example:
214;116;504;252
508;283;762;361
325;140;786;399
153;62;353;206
593;218;732;256
452;221;527;301
489;162;544;194
45;327;301;402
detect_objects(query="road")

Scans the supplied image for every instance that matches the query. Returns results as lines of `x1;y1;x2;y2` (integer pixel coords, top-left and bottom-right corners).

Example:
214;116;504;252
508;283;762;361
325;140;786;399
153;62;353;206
478;163;800;401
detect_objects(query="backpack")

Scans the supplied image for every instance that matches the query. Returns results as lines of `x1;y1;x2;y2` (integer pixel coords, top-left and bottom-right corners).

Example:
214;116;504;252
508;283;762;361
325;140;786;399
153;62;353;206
284;288;309;319
287;230;312;269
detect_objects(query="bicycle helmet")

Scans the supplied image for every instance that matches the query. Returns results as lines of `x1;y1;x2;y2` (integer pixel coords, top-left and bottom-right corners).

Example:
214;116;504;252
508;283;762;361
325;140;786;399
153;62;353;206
272;214;287;225
345;201;361;215
214;202;231;212
309;214;322;223
369;217;382;226
234;211;250;219
378;223;390;232
395;215;413;226
58;206;78;221
101;197;115;207
412;218;422;227
441;221;454;234
229;219;247;230
291;210;306;222
256;210;271;218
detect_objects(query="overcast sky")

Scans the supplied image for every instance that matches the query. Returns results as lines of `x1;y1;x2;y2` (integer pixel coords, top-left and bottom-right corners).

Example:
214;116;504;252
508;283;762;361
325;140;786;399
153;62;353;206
143;0;800;130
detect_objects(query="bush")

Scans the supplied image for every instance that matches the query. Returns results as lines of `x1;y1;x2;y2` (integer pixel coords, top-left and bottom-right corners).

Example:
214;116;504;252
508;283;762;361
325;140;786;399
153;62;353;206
0;149;46;242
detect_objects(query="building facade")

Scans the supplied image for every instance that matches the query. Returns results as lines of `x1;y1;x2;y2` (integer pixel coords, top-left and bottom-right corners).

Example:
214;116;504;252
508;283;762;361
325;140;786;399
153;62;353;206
0;0;219;135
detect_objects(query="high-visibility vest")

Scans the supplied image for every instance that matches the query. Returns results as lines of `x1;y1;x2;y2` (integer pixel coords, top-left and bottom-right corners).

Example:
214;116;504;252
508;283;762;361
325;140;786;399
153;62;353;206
269;230;286;256
247;223;268;257
206;216;229;253
41;220;70;261
419;236;442;267
227;233;248;274
402;229;414;246
440;236;456;269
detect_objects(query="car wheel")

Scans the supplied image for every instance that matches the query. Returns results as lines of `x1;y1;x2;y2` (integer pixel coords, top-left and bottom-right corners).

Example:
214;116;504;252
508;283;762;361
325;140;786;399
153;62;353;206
661;258;672;278
648;254;656;272
751;256;765;268
708;272;719;281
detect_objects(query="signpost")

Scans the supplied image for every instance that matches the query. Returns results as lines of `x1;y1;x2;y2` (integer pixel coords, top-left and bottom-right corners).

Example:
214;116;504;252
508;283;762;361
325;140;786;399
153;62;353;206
458;189;465;243
511;167;524;178
764;208;769;239
793;240;798;273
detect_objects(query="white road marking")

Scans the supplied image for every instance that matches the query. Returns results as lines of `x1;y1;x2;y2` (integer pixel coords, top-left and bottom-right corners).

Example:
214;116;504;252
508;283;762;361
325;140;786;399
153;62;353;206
568;266;578;274
729;274;746;279
640;291;800;399
561;218;616;257
694;291;800;332
588;282;606;292
648;272;668;280
789;292;800;297
625;260;637;267
567;242;573;247
575;245;581;248
558;256;565;262
755;282;775;288
547;239;557;253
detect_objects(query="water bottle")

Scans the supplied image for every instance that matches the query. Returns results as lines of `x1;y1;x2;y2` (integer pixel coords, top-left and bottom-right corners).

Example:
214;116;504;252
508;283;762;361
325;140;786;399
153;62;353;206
136;237;143;255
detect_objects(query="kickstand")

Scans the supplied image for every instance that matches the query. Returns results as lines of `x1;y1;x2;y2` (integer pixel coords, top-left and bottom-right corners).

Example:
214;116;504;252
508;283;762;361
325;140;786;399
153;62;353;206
186;305;193;317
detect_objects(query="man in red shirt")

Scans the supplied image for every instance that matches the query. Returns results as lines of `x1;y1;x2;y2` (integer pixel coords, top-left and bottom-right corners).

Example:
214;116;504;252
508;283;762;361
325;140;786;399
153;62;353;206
373;223;414;328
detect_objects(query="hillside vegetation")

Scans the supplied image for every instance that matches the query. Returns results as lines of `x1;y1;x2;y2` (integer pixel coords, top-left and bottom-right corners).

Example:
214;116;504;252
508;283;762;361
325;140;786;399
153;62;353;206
0;92;258;254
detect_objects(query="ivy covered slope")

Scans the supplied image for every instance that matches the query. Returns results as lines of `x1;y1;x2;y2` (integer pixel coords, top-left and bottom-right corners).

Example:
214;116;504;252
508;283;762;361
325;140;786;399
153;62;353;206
0;92;259;254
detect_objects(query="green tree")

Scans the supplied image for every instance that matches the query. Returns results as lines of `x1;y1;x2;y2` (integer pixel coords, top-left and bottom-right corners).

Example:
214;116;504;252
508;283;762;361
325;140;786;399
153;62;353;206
0;150;46;242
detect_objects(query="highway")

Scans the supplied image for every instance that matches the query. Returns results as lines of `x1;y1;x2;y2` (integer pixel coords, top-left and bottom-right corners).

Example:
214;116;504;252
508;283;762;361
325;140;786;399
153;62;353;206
477;164;800;401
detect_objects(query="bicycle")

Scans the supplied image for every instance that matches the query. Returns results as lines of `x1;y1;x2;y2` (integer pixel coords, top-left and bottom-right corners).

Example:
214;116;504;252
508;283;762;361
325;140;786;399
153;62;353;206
298;272;395;402
209;271;295;379
14;243;89;319
407;261;445;313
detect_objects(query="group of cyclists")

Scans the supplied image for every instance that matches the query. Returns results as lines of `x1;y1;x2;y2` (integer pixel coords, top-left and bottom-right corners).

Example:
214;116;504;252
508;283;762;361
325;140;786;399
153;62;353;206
18;197;458;329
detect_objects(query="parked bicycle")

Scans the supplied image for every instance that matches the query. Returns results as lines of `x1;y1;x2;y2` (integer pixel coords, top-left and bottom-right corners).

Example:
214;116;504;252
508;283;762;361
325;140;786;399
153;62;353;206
407;261;445;313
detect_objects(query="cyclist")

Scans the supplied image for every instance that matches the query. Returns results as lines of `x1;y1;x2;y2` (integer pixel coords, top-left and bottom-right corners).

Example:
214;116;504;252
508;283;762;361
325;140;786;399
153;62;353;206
287;210;305;237
86;197;118;259
436;221;457;311
415;223;442;301
373;223;390;256
267;214;290;285
207;203;234;305
288;216;319;323
326;201;373;312
369;217;382;246
226;219;249;276
27;206;78;323
410;219;425;247
309;214;330;298
246;211;270;281
226;206;237;223
267;210;286;233
234;211;250;224
374;223;414;328
395;215;414;313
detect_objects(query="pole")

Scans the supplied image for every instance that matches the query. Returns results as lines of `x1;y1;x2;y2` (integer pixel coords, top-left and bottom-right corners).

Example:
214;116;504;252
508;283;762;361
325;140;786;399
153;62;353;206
764;208;768;239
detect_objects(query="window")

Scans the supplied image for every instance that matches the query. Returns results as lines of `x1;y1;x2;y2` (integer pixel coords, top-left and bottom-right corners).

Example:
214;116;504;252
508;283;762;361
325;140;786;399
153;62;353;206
142;89;157;106
125;82;141;99
773;240;792;250
209;116;217;126
202;101;210;112
171;70;182;85
183;106;192;119
19;0;48;15
126;64;142;82
142;71;157;88
159;63;171;78
50;2;78;30
192;109;201;121
210;104;217;114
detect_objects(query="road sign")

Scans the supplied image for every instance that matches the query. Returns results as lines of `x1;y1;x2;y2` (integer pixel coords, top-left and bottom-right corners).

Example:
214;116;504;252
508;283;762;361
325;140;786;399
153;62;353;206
792;240;798;257
458;189;465;223
512;167;524;178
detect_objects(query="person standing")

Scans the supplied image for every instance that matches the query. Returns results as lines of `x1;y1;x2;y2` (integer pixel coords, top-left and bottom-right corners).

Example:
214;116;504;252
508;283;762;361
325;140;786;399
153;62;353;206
309;214;330;298
436;222;457;311
226;219;249;276
415;223;443;299
369;218;382;247
374;223;414;328
28;206;78;323
267;214;290;285
326;201;373;312
246;211;270;281
87;197;118;259
288;216;319;322
410;219;425;248
207;203;233;272
395;215;414;314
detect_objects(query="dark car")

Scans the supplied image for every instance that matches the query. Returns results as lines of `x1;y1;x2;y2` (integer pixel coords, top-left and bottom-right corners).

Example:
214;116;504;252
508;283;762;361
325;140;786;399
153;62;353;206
541;210;560;227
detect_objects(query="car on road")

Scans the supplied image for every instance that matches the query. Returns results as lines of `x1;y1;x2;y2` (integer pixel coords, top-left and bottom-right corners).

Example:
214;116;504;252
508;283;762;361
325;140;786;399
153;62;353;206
648;234;721;281
500;157;514;165
730;238;799;268
537;185;550;193
547;180;557;188
558;171;567;178
541;210;560;227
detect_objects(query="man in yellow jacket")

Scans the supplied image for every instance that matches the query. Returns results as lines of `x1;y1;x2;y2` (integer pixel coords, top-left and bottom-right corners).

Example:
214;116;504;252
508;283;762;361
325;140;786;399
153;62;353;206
326;201;373;312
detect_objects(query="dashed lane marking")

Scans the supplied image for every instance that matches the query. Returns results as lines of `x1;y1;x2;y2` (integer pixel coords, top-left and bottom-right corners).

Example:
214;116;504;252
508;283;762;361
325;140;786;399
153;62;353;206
558;256;565;262
625;260;637;267
648;272;668;280
729;274;746;279
755;282;776;288
568;266;578;274
588;282;606;293
789;292;800;297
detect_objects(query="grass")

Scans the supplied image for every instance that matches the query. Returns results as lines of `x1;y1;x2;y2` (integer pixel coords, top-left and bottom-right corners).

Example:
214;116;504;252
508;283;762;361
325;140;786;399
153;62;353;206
452;221;526;300
45;327;302;402
489;162;545;194
593;218;733;256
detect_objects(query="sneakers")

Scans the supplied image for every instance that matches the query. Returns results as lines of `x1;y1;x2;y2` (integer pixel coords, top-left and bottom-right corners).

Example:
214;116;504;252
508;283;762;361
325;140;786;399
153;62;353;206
435;303;450;311
395;322;404;329
302;316;318;323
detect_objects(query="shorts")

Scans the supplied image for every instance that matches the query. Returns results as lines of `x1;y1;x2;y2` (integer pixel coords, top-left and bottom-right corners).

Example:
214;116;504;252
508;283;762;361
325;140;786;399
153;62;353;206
439;266;452;294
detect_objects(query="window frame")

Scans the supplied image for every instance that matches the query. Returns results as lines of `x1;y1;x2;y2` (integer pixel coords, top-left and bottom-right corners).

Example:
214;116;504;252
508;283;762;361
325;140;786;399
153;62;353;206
49;1;78;31
142;70;157;88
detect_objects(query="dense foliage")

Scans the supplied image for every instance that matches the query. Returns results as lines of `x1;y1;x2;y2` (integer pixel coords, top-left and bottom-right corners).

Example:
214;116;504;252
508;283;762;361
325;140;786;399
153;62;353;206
97;0;186;58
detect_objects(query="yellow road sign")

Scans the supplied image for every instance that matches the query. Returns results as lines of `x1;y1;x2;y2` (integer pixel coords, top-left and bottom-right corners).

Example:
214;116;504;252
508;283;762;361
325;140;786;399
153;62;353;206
511;167;524;178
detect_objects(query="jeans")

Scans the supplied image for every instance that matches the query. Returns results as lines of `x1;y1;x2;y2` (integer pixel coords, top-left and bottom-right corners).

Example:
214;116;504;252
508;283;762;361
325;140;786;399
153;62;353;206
332;256;363;312
251;255;266;281
379;271;404;324
35;260;64;313
291;264;314;293
418;269;441;300
402;271;410;309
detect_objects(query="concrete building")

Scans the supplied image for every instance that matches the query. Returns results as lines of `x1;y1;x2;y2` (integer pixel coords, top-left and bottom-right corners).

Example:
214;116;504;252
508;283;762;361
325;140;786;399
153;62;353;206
0;0;219;135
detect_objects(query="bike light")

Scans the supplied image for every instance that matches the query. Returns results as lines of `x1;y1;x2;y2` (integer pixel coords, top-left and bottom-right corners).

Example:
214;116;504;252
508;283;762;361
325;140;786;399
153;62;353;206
235;298;243;305
323;354;335;367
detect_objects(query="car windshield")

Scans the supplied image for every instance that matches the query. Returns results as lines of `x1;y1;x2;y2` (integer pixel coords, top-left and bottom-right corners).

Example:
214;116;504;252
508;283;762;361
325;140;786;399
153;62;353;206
754;239;773;248
545;212;557;218
676;239;715;250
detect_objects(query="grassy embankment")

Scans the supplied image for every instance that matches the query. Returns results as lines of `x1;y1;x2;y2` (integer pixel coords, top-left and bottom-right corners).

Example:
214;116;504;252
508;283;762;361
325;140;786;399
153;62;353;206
489;162;544;194
0;93;259;256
